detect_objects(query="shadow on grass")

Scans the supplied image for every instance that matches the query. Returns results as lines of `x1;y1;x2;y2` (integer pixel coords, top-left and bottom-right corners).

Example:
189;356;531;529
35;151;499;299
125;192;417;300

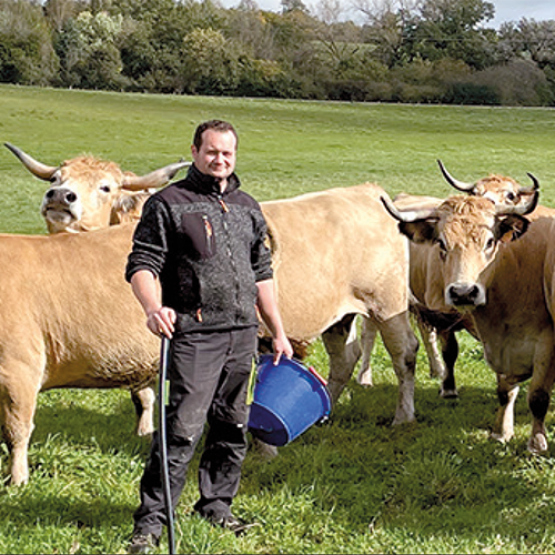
241;379;555;542
31;390;150;458
0;491;134;530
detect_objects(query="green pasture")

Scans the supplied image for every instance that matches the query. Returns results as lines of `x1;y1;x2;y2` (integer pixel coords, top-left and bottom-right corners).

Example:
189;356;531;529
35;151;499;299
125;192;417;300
1;84;555;554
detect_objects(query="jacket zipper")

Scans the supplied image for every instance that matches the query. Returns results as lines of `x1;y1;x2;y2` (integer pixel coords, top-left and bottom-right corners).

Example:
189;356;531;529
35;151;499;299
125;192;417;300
217;193;242;319
202;214;213;256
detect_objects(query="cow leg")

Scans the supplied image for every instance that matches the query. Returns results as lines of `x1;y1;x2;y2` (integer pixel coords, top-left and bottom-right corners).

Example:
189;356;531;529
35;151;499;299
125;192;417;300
324;315;362;405
377;313;419;425
491;377;519;444
526;366;555;454
0;361;41;486
357;317;377;387
131;385;156;436
416;319;447;381
437;329;458;399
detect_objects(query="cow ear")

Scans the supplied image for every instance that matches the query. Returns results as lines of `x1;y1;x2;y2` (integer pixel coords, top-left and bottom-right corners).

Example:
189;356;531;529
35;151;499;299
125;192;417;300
398;218;439;244
495;214;530;243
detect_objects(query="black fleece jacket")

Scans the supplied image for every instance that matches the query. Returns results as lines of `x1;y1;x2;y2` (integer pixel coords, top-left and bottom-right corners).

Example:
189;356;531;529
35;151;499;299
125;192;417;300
125;164;273;333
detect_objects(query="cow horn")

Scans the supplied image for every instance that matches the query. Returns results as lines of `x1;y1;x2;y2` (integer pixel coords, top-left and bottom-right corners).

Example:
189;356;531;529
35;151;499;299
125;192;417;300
5;142;58;181
495;187;539;216
122;160;191;191
517;172;540;194
437;160;476;193
381;195;438;222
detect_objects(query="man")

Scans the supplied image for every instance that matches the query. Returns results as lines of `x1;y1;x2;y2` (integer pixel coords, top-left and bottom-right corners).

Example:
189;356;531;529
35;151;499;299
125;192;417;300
125;120;293;554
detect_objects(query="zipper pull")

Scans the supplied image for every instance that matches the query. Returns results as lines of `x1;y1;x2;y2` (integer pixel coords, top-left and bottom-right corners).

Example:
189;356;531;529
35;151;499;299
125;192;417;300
202;215;212;238
218;197;229;213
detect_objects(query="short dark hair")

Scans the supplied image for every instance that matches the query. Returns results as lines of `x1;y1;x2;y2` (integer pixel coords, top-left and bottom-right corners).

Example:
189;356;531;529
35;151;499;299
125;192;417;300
193;120;238;150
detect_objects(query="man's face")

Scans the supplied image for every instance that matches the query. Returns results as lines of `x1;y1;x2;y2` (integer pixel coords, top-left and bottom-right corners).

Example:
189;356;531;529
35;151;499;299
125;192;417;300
191;129;237;185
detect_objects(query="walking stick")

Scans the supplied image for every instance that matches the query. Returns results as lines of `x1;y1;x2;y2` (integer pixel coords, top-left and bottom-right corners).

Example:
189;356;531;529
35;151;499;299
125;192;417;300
159;335;175;555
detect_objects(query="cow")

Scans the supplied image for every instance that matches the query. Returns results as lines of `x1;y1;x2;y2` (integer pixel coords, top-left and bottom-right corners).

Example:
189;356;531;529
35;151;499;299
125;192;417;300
0;223;159;485
381;190;555;454
260;183;419;416
5;143;190;437
5;142;190;233
0;183;419;485
358;161;546;399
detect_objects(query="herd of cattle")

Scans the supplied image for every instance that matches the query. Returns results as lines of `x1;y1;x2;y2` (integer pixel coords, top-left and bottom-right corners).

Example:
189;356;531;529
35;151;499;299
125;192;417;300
1;142;553;487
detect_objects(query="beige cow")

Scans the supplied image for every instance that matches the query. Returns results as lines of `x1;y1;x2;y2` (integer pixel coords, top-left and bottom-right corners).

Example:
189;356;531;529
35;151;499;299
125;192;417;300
1;183;419;485
260;183;419;417
383;191;555;453
0;224;158;485
6;143;189;437
360;161;546;398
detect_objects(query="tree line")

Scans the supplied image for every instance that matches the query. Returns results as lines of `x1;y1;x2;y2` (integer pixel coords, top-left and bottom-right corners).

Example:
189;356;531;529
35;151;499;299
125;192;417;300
2;0;555;106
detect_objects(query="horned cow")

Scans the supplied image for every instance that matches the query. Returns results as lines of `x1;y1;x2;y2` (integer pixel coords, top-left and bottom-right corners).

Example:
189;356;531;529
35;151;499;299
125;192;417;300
6;143;189;437
383;189;555;453
359;161;549;400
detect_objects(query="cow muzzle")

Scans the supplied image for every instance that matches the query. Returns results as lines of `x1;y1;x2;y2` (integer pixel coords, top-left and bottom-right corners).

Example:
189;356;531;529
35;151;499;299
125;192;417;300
41;187;81;224
445;281;486;309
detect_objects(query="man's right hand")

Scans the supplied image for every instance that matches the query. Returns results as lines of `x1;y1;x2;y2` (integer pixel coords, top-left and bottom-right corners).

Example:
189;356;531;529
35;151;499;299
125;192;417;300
146;306;176;338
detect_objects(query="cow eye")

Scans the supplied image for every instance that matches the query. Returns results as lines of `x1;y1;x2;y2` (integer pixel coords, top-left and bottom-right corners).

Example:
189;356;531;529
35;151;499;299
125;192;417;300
506;192;516;202
436;238;447;260
485;237;495;250
99;185;111;194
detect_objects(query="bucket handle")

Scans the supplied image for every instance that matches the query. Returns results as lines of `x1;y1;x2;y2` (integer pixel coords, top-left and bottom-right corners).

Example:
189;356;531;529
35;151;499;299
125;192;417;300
307;365;328;386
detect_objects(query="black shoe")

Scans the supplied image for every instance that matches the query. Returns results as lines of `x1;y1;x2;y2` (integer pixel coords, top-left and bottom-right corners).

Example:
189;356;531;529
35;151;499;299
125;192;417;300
209;514;260;536
127;533;160;554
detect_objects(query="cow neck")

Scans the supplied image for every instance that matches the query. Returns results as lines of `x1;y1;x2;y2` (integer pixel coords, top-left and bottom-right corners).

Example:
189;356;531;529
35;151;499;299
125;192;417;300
183;164;241;197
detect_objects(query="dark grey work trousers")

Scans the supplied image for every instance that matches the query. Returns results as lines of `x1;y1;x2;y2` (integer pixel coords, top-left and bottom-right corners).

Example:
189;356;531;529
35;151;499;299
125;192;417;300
133;326;258;538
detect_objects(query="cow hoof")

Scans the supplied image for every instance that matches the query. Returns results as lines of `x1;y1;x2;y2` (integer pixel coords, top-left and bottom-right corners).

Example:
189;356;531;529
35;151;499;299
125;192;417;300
356;373;374;388
136;426;154;437
440;388;458;399
251;438;278;460
490;431;510;444
528;433;548;454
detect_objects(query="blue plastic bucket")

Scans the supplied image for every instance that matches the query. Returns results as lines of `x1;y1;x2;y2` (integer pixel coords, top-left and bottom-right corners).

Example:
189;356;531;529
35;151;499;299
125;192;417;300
248;354;332;446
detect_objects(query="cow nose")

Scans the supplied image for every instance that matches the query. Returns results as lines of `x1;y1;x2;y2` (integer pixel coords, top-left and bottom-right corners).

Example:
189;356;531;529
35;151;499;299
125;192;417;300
447;282;482;306
45;188;77;205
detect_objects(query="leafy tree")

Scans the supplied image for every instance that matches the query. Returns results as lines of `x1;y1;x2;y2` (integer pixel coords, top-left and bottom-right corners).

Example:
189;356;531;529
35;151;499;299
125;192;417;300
0;0;59;85
404;0;497;69
180;27;242;95
281;0;308;14
498;18;555;70
55;10;129;89
354;0;420;68
224;7;279;60
497;18;555;104
44;0;78;32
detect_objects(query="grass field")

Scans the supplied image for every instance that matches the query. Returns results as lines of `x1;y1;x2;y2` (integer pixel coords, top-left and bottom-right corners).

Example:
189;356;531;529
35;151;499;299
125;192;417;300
2;84;555;554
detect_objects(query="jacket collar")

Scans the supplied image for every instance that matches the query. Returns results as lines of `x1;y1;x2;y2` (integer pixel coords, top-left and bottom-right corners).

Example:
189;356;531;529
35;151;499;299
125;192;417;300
184;164;241;196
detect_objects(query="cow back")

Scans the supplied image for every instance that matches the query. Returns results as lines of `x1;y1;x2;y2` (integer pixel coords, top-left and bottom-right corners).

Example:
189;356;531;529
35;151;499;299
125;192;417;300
261;183;410;340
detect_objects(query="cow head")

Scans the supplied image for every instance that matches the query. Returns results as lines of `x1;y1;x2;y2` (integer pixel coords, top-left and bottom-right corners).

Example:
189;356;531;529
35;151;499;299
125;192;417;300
382;191;538;312
6;143;190;233
437;159;539;209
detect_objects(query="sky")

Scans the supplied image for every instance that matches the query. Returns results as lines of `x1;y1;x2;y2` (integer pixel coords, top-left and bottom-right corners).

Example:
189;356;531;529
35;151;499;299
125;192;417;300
220;0;554;27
